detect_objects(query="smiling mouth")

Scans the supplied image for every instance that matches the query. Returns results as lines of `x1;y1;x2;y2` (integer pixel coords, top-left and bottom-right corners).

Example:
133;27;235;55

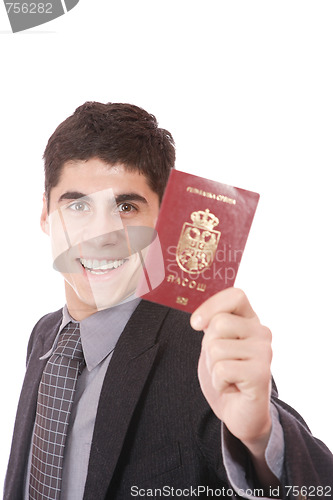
79;258;128;275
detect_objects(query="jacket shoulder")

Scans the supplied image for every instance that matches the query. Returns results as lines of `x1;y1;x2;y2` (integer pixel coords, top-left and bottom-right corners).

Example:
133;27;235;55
26;308;63;363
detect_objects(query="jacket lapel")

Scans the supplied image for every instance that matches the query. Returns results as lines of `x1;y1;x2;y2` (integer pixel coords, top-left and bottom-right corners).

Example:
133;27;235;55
4;311;62;500
83;301;170;500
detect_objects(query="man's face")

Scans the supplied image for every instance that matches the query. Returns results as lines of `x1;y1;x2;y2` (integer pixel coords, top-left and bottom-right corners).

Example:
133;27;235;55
41;158;160;320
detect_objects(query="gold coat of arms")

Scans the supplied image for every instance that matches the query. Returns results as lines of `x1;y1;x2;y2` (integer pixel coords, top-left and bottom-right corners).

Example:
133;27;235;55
176;209;221;274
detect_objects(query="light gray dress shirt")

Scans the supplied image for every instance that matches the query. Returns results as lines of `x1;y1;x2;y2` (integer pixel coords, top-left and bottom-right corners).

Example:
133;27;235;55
24;299;284;500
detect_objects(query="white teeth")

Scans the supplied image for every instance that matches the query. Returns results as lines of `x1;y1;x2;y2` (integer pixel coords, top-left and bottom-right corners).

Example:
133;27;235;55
84;259;93;269
80;258;126;273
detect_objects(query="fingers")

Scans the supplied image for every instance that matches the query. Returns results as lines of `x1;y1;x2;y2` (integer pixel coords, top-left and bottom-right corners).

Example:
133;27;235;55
210;358;272;392
198;310;272;394
195;288;274;446
204;338;253;364
210;359;253;393
203;312;262;340
202;320;272;373
192;287;272;398
191;287;258;331
205;344;272;392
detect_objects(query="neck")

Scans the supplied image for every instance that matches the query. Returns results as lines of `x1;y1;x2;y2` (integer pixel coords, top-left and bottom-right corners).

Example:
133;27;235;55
64;282;99;321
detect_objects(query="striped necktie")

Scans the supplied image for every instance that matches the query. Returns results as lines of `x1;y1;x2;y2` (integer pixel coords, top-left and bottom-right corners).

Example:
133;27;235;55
29;322;85;500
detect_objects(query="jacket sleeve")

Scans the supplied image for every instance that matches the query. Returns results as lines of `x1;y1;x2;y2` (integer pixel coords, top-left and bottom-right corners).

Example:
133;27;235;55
271;386;333;498
191;372;333;499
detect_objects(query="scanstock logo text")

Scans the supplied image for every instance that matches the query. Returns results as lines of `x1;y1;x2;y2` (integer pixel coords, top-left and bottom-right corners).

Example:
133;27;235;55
3;0;79;32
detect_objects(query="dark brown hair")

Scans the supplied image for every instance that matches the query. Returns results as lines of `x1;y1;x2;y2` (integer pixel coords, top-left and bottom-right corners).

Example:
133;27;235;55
43;102;175;209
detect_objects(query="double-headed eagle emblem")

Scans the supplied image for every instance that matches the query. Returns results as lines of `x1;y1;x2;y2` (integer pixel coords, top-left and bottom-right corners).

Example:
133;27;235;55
176;209;221;274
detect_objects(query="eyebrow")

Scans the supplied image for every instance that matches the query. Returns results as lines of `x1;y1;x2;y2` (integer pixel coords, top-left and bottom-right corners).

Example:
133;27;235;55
58;191;148;205
115;193;148;205
58;191;89;203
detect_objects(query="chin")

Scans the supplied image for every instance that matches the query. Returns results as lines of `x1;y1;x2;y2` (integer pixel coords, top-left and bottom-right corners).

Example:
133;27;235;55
74;285;136;312
92;291;136;310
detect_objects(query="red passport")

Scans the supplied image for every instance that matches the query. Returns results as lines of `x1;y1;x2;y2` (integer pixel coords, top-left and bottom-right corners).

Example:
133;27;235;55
137;169;259;313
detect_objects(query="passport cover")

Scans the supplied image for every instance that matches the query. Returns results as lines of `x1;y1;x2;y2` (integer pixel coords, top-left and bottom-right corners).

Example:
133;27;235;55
137;169;260;313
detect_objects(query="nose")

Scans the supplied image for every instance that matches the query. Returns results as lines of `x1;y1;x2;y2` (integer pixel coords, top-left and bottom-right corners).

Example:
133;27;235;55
82;210;124;248
89;228;120;248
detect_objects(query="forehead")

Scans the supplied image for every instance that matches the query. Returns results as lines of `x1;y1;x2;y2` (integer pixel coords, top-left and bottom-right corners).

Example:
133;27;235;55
52;158;152;198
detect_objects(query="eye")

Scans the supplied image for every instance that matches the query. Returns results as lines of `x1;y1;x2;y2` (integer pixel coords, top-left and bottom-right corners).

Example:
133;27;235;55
68;201;90;212
118;202;136;214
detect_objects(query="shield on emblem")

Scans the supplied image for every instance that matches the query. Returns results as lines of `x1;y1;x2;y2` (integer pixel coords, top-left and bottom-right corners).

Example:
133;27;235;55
176;209;221;274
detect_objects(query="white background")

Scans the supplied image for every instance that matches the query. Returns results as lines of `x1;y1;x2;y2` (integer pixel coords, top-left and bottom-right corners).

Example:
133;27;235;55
1;0;332;493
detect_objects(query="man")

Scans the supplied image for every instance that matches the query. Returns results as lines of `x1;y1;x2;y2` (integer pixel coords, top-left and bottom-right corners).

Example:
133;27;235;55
4;102;333;500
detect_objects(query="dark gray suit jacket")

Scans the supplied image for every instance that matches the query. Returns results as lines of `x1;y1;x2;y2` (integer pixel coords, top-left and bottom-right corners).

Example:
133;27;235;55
4;301;333;499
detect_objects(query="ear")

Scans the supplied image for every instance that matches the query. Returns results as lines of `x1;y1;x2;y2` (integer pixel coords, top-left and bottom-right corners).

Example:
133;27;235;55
40;193;50;235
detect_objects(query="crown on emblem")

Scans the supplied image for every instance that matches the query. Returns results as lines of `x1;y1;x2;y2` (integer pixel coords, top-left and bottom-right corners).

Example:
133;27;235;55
190;209;219;230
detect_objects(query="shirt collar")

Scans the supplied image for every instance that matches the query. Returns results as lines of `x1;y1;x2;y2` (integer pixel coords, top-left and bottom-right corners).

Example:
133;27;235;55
40;297;141;372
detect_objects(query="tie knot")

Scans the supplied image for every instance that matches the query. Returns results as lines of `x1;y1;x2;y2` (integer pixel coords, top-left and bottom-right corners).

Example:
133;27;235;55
54;322;84;361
